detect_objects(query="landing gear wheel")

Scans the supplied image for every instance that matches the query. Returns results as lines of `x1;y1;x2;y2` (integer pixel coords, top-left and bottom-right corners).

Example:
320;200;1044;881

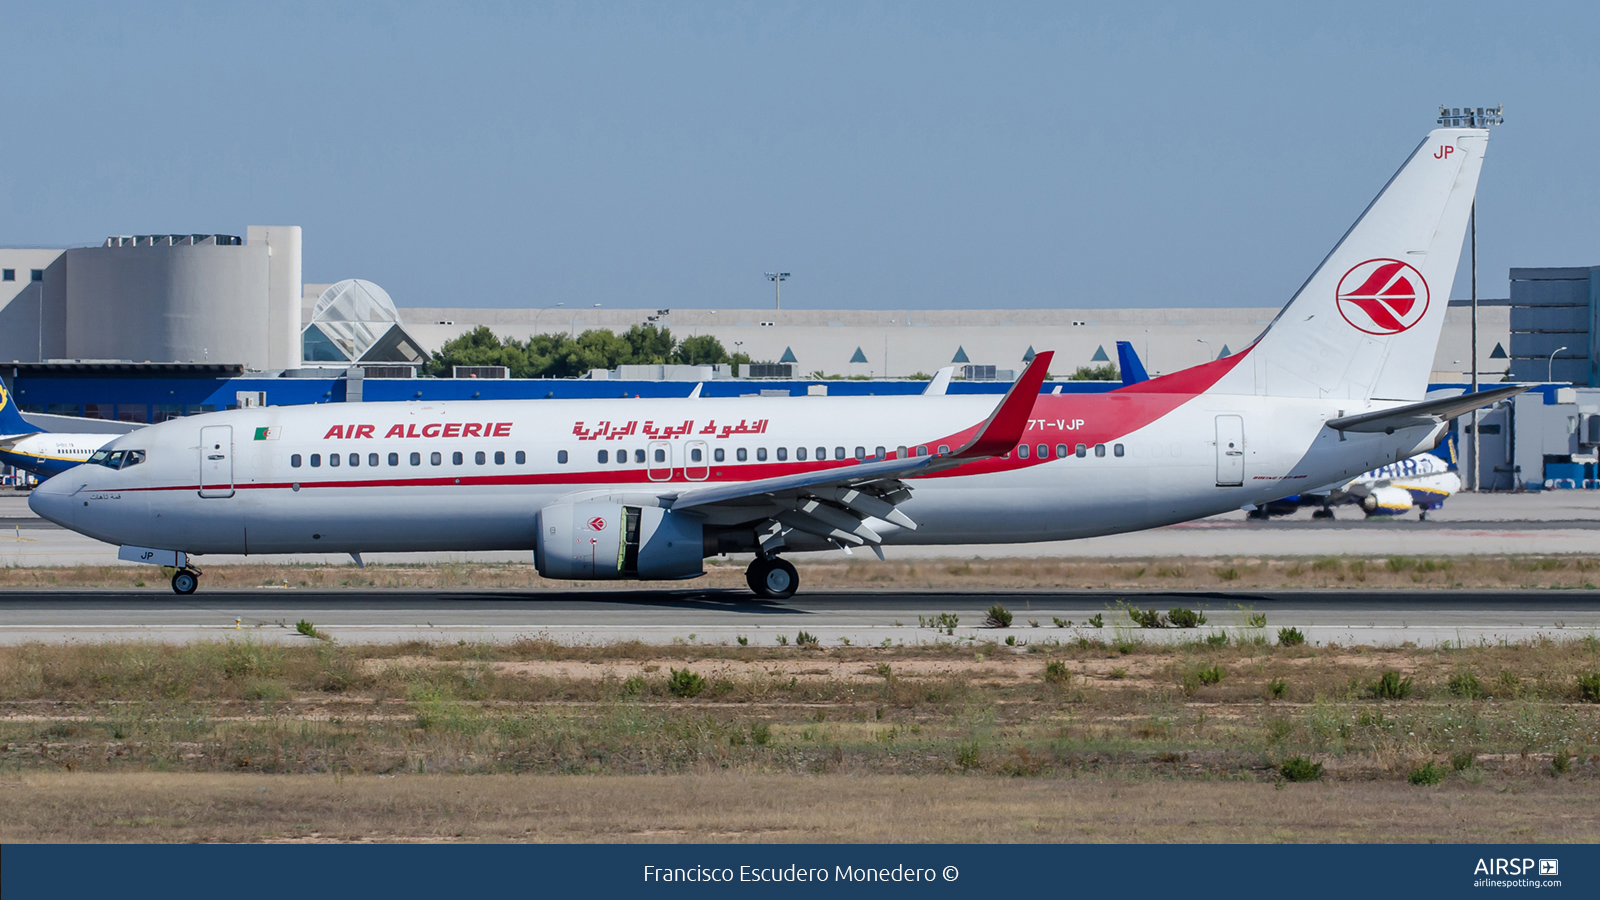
171;569;199;595
1312;508;1334;520
745;557;799;600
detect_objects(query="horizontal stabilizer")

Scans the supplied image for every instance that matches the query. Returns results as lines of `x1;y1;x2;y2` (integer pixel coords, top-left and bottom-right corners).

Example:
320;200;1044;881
1325;385;1527;434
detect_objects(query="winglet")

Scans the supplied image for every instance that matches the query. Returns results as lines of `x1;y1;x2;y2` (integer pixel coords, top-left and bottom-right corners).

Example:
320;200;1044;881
923;367;954;396
953;351;1052;458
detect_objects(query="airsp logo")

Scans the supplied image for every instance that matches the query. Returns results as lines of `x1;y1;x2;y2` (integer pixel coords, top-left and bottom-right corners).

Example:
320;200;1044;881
1336;258;1430;335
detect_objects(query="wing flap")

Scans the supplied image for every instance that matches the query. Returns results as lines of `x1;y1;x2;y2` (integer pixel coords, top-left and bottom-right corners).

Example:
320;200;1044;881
1326;384;1527;433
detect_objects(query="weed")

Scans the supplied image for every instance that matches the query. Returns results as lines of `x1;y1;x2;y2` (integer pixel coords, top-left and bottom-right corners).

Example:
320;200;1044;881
985;605;1013;628
1028;620;1039;628
1553;749;1572;776
1577;672;1600;703
621;675;647;697
1051;617;1072;628
1107;667;1127;680
1183;664;1226;693
795;631;819;647
1087;614;1104;629
1408;761;1445;786
1370;670;1414;701
1214;567;1240;582
667;668;707;698
1004;635;1017;646
736;636;748;647
920;613;960;635
1205;633;1228;647
1043;661;1072;684
294;619;326;641
1311;557;1340;572
1167;607;1207;628
1280;756;1323;782
751;723;772;746
956;742;981;771
1278;627;1306;647
775;635;789;646
1129;607;1167;629
1448;670;1486;700
1247;613;1268;628
1268;678;1287;699
1450;750;1475;771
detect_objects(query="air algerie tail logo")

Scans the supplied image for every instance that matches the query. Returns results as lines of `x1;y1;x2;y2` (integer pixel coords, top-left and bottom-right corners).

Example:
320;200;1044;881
1336;258;1430;335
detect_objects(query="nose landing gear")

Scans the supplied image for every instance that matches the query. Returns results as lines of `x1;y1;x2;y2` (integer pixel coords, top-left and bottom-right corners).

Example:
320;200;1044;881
745;555;798;600
171;567;201;595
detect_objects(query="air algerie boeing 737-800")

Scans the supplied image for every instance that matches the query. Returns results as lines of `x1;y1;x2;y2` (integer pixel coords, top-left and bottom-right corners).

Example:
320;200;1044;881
31;124;1525;597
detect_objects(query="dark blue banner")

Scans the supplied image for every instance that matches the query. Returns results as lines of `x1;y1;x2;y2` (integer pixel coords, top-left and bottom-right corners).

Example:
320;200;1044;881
3;844;1592;899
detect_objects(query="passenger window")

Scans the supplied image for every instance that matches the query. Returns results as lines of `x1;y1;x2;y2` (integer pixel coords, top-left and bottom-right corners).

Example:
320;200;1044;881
310;453;321;467
1075;444;1087;458
431;452;442;466
1056;444;1068;459
557;450;568;464
690;447;703;462
776;447;787;461
835;447;846;460
515;451;526;464
1094;444;1106;458
1037;444;1048;459
634;449;645;463
494;451;505;465
737;448;748;462
796;447;807;461
897;446;907;459
349;453;360;467
1017;444;1030;459
816;447;826;461
937;445;949;455
1114;443;1124;457
475;451;486;465
875;446;885;459
617;452;626;465
715;448;725;462
854;447;865;460
756;448;767;462
291;454;302;468
410;452;421;466
389;452;399;466
917;446;928;457
368;453;379;467
329;453;340;467
654;448;666;463
598;449;609;464
451;451;463;465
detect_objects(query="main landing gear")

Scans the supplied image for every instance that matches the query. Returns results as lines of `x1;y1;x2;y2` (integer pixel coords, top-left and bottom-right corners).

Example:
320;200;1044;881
171;567;201;595
746;556;799;600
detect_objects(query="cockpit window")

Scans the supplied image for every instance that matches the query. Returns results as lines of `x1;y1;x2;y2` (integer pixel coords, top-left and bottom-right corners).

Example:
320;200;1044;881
88;449;145;469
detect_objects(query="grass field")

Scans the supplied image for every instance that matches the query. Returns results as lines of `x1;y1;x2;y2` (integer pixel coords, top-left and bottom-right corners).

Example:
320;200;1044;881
3;631;1600;842
4;553;1600;592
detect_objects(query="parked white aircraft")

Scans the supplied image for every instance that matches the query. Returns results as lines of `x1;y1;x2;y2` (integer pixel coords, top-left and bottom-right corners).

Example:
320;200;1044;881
31;123;1523;596
1250;447;1460;521
0;382;119;479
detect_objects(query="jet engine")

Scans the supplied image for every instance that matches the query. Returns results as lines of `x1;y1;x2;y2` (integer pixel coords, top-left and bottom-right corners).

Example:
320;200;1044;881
535;502;704;580
1360;486;1415;517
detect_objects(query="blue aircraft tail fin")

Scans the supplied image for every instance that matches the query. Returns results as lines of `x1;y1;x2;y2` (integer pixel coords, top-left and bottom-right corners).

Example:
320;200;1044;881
1116;342;1149;386
0;380;38;436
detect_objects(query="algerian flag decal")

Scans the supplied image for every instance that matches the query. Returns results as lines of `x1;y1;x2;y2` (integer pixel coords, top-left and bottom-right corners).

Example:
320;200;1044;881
253;426;282;441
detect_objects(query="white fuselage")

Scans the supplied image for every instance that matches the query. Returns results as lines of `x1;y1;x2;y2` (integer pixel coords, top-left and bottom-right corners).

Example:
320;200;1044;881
30;388;1441;559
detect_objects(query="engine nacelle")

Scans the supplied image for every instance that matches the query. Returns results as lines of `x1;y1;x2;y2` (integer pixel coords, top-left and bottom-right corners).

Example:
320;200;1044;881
535;502;704;580
1360;485;1415;517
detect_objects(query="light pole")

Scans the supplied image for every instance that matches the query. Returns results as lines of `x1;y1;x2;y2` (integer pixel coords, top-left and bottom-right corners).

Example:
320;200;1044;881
765;272;790;311
533;302;563;336
1549;346;1568;383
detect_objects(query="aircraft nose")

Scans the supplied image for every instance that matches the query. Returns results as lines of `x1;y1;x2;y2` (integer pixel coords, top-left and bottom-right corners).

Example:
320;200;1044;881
28;475;77;529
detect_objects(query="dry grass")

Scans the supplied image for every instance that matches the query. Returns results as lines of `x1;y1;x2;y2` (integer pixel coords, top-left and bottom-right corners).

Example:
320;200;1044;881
6;636;1600;842
4;772;1597;843
5;554;1600;591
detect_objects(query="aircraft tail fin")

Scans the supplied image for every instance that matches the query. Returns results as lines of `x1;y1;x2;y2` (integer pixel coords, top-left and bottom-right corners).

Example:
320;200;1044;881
0;380;38;437
1212;127;1489;402
1116;341;1149;386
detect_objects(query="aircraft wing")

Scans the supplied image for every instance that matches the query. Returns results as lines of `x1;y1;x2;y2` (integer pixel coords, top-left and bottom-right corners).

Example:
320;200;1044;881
662;352;1054;547
1325;385;1527;434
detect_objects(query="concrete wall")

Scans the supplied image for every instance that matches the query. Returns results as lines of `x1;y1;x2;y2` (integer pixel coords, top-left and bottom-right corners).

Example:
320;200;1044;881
64;242;271;367
401;304;1511;381
0;250;67;362
248;226;303;371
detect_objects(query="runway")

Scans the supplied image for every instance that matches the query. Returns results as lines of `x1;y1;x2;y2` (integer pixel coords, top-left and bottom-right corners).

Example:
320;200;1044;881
4;587;1598;647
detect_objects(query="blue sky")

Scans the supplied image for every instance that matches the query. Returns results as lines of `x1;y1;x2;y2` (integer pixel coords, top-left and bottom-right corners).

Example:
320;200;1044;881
1;2;1595;310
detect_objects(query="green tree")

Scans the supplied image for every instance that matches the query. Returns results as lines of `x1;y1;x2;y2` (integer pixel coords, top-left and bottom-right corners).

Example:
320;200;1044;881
672;334;731;366
424;326;530;378
622;324;675;364
1069;363;1119;381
